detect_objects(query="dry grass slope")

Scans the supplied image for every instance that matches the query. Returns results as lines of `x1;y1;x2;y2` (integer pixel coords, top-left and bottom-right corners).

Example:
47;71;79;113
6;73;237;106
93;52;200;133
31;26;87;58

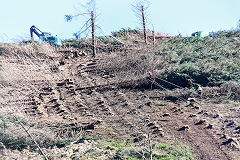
0;29;240;159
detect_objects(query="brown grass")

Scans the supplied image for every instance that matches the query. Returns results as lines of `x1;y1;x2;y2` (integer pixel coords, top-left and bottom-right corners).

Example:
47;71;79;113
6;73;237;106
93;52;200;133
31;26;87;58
95;45;164;88
0;42;70;151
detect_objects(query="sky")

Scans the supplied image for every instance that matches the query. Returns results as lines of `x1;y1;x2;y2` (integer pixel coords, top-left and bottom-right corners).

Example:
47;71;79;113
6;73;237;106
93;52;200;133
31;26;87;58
0;0;240;43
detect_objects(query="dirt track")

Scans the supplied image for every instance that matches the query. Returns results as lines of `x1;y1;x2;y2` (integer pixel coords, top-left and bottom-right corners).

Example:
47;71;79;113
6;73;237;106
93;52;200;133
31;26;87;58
23;80;240;159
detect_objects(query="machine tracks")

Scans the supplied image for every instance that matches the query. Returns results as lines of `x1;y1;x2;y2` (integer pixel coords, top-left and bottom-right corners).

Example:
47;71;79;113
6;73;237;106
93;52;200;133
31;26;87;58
4;54;237;160
155;99;236;160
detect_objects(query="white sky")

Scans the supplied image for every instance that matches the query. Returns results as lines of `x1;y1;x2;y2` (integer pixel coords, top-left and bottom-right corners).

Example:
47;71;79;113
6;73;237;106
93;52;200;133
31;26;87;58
0;0;239;42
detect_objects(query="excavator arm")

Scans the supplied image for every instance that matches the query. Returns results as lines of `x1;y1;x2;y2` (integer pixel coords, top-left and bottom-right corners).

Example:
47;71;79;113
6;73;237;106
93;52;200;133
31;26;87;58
30;25;44;40
30;25;62;46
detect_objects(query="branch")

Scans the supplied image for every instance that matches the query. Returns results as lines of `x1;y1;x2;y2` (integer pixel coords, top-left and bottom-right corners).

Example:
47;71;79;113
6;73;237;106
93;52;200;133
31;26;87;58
64;13;89;22
14;116;49;160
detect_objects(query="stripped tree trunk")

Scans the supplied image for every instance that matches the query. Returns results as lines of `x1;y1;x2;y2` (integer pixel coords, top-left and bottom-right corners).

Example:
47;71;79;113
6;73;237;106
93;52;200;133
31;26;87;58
141;5;147;44
91;11;96;57
148;133;153;160
152;28;156;46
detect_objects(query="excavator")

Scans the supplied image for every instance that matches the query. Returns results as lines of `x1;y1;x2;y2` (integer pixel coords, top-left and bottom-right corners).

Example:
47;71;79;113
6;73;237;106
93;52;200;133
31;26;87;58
30;25;62;46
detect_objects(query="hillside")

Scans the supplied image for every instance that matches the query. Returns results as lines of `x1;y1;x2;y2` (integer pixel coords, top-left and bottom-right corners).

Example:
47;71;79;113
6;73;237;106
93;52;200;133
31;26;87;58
0;30;239;160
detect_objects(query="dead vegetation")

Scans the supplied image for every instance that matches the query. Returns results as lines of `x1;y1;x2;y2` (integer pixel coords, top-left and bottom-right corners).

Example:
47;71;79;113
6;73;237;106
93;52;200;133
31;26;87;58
0;42;74;152
0;30;240;159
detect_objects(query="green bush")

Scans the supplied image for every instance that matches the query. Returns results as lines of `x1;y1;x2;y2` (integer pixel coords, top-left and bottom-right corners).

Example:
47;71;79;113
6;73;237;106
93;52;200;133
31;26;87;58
0;115;69;151
153;30;240;87
65;29;240;88
113;142;194;160
0;132;32;151
97;36;122;45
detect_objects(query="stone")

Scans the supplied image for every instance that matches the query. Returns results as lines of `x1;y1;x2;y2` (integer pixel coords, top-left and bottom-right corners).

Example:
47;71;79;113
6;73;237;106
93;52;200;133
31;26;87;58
212;114;219;118
162;113;170;117
145;102;151;106
106;146;115;150
235;126;240;130
195;119;206;125
205;124;213;129
226;121;235;128
222;137;238;146
73;148;79;153
178;125;189;131
194;106;200;110
152;129;164;136
147;122;155;127
189;114;197;118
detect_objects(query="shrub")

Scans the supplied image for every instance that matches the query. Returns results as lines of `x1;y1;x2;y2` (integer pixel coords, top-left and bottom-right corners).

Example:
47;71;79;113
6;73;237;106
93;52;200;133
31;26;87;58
113;141;194;160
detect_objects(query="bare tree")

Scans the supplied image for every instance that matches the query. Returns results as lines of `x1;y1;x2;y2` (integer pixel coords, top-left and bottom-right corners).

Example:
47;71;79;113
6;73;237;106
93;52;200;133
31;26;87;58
91;10;96;57
65;0;97;57
65;0;97;39
132;0;151;44
152;25;156;46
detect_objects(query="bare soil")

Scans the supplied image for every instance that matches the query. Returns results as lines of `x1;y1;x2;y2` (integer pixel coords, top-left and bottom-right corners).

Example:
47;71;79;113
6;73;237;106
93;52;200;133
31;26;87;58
0;45;239;159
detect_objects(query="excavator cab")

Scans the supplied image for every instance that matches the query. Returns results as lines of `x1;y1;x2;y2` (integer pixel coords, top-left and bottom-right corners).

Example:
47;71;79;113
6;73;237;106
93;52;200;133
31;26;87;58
30;25;62;46
39;33;62;46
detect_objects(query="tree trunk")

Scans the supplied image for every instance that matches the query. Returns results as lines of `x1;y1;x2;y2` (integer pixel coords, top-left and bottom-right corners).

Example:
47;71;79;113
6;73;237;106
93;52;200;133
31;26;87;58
148;133;153;160
91;11;96;57
152;29;155;46
141;5;147;44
